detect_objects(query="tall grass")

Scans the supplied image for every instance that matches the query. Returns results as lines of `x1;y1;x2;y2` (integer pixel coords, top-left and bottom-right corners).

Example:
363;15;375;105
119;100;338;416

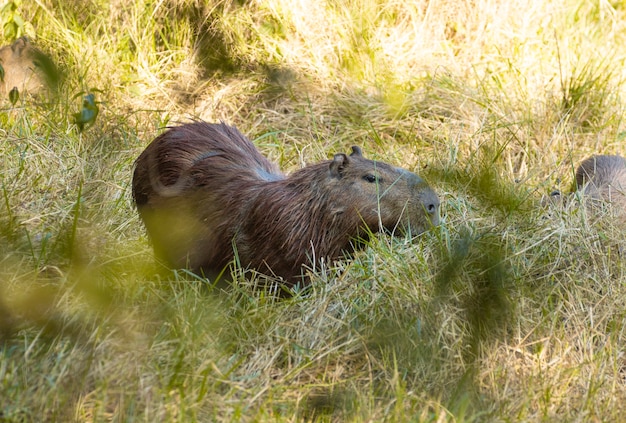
2;0;626;421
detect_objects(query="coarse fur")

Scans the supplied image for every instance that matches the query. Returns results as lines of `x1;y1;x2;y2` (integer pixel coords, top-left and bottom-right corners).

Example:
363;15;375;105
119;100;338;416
575;155;626;203
132;121;440;287
546;154;626;217
0;37;59;99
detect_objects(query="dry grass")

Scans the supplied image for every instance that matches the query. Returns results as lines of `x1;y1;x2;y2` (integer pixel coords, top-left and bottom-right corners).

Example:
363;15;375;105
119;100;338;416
2;0;626;421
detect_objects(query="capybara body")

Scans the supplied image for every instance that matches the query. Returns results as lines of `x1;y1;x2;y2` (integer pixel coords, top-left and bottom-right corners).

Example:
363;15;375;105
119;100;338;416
576;155;626;203
0;37;59;98
132;122;439;286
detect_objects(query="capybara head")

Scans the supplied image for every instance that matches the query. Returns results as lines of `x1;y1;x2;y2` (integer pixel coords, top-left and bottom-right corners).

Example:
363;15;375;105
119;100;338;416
319;146;439;235
0;37;59;98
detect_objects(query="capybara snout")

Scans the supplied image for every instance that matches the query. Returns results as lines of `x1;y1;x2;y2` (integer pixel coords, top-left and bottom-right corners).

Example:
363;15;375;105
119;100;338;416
375;168;440;234
403;169;440;228
132;121;439;285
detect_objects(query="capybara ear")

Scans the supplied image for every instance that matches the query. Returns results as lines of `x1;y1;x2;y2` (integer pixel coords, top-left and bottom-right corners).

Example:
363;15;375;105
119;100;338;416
11;37;28;55
350;146;363;157
330;153;350;178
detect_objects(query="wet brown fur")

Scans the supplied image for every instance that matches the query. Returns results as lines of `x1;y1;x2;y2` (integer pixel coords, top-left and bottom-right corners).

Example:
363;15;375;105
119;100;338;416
132;121;439;286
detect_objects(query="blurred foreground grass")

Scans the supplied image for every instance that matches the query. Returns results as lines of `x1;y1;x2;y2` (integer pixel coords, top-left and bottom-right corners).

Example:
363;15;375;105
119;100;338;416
1;0;626;421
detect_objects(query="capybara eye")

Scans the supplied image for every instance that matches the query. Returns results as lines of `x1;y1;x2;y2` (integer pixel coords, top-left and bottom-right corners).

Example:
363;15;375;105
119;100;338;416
363;174;378;183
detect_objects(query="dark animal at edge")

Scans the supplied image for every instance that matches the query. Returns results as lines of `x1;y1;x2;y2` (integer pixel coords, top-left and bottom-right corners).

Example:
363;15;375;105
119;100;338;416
575;155;626;203
547;154;626;214
132;121;440;287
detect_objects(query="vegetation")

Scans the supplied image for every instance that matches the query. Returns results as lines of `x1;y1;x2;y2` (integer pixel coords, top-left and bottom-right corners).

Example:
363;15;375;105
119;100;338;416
2;0;626;421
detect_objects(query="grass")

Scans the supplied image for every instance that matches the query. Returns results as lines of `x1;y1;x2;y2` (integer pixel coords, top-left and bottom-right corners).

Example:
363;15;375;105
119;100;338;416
2;0;626;421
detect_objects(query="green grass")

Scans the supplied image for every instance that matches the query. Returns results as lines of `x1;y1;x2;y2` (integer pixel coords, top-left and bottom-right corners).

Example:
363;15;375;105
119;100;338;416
2;0;626;421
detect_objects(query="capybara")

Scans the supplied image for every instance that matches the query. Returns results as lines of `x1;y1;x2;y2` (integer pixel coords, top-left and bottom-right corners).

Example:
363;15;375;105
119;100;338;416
132;121;440;287
575;155;626;203
0;37;59;98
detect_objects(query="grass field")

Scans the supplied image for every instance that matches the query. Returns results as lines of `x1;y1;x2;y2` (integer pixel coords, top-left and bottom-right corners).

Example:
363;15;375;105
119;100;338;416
2;0;626;421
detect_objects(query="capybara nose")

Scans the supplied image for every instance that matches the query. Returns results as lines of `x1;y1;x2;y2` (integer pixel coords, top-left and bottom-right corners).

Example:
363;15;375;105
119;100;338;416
399;169;440;225
428;203;440;226
423;191;440;226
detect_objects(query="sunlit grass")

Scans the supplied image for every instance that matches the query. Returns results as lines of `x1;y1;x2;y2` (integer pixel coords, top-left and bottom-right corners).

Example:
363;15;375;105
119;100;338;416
2;0;626;421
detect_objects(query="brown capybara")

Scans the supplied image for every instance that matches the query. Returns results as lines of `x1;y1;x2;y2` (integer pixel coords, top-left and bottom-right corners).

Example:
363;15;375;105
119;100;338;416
0;37;59;98
132;121;440;287
545;155;626;208
575;155;626;203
